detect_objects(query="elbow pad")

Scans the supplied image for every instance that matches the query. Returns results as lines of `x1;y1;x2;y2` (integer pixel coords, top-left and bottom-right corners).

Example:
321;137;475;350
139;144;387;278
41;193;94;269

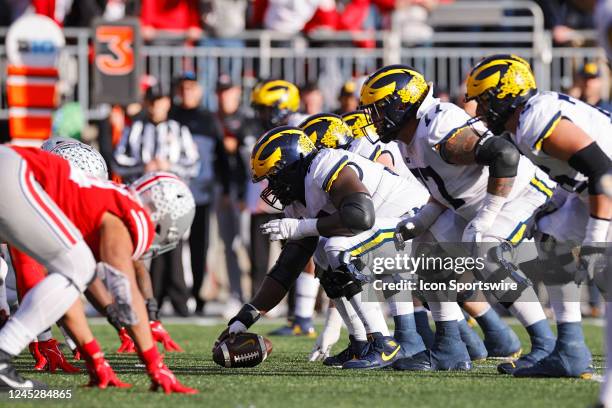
267;237;318;290
339;192;375;233
568;142;611;195
475;135;520;178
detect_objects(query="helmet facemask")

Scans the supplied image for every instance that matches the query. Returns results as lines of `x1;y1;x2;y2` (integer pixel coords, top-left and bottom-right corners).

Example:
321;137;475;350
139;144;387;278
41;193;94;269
253;105;289;130
362;94;415;143
260;158;309;211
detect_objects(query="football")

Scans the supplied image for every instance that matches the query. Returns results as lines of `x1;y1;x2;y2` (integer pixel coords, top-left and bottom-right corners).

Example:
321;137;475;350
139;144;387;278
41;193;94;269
212;332;273;368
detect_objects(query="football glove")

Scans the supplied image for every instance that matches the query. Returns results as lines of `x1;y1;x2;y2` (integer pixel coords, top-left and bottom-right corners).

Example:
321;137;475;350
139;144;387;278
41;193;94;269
116;327;136;353
85;357;131;389
260;218;318;241
151;321;184;352
309;307;342;362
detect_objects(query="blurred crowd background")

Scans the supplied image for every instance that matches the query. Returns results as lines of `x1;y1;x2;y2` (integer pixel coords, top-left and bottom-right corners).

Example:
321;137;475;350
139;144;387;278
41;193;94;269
0;0;610;319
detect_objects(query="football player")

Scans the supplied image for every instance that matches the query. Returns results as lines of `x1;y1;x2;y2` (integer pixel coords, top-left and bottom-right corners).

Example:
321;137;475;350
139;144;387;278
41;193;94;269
7;140;182;373
0;145;196;393
300;113;433;366
466;54;611;379
359;65;557;371
0;144;97;389
304;113;522;364
251;79;320;338
216;126;438;369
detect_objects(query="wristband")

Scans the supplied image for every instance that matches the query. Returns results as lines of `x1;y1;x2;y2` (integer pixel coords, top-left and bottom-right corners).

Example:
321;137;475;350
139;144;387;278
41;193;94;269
297;218;319;238
584;216;610;244
146;298;159;322
474;193;506;228
414;202;445;231
139;345;161;371
105;304;123;332
79;339;103;362
228;303;261;329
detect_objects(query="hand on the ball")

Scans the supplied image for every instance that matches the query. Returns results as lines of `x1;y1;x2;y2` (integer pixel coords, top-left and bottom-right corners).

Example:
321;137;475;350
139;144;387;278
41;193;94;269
213;321;248;351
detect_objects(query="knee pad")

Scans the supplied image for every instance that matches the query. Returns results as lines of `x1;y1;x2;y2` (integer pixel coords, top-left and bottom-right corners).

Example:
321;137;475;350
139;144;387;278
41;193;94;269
317;264;363;300
536;234;578;285
46;241;96;292
475;236;532;303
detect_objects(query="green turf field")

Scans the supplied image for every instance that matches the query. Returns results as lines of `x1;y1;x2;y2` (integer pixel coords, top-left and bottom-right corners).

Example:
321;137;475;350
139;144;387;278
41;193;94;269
1;321;604;408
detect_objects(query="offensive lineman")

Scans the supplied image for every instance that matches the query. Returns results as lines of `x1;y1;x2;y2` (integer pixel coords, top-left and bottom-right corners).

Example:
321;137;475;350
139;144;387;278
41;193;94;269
465;54;611;380
358;65;558;371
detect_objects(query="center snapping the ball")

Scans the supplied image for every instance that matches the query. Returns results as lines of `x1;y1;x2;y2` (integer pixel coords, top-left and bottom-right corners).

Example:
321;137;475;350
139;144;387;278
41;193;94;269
213;332;273;368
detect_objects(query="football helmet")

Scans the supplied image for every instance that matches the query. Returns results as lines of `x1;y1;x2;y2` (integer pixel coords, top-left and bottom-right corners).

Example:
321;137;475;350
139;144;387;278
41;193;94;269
466;54;537;133
251;126;317;210
130;172;196;258
40;136;74;152
44;140;109;180
251;79;300;130
341;110;380;143
359;65;429;143
299;113;354;150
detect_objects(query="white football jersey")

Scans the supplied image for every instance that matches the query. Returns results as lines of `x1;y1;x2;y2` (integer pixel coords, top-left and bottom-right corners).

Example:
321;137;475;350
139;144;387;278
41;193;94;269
515;91;612;193
348;137;429;204
284;148;421;219
398;88;537;221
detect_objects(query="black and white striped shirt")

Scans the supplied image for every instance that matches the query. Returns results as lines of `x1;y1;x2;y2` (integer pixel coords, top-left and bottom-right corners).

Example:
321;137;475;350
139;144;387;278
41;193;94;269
112;118;200;183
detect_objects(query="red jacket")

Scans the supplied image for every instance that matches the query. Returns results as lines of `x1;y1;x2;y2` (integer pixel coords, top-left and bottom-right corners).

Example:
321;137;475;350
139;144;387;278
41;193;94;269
141;0;201;31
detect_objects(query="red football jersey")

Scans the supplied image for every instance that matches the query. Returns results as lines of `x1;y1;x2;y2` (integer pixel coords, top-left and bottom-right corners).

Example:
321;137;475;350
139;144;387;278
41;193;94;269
11;146;154;260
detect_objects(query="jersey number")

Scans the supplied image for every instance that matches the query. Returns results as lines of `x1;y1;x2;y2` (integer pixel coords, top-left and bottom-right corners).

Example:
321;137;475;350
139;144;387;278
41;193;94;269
410;166;465;209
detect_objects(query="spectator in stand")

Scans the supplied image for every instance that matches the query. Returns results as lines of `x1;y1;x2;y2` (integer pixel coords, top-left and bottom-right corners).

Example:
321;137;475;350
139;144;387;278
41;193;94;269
304;0;377;48
569;62;612;111
214;74;262;317
250;0;320;34
0;0;29;25
141;0;202;42
113;83;199;316
333;79;360;114
534;0;596;45
200;0;248;109
301;81;325;115
170;72;230;316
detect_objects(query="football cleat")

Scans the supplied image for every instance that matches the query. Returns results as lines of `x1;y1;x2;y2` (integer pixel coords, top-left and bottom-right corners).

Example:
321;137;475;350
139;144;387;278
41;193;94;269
323;335;369;368
482;326;522;359
394;320;472;371
458;319;488;362
393;314;427;359
497;320;556;375
0;351;47;390
268;316;316;338
342;333;401;370
30;339;80;373
513;322;593;378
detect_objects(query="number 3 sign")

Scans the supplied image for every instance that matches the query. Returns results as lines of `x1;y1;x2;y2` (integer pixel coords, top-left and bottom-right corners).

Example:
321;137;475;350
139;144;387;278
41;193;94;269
93;18;141;105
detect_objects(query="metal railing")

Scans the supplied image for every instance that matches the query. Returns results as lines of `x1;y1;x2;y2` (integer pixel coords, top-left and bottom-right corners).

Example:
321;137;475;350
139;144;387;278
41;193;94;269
0;1;607;120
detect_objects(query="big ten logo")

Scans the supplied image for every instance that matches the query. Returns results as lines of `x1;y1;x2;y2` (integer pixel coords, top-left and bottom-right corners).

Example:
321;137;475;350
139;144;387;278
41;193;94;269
17;39;58;54
95;25;135;76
